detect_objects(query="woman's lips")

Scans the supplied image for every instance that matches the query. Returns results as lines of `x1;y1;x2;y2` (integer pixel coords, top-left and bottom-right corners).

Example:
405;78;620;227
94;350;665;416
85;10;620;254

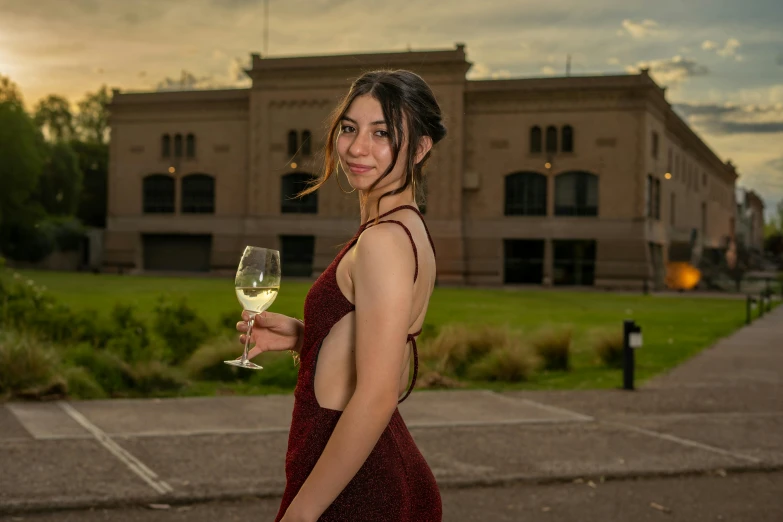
347;163;373;174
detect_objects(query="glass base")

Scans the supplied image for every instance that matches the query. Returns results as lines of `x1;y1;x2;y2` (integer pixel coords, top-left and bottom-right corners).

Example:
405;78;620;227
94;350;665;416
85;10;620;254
224;359;264;370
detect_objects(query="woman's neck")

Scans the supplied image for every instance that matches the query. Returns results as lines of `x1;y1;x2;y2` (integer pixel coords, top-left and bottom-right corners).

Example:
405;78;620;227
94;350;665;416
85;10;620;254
360;188;417;224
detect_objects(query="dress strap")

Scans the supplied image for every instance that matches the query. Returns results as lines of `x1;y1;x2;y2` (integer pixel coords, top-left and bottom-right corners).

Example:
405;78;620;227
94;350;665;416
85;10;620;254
397;332;420;404
360;205;436;258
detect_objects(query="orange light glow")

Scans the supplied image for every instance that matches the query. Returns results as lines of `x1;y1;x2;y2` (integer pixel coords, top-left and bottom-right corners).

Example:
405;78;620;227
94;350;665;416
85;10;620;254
665;172;672;180
665;262;701;290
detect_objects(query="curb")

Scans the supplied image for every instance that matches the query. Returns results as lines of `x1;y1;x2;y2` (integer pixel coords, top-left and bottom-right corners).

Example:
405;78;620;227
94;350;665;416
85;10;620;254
2;463;782;516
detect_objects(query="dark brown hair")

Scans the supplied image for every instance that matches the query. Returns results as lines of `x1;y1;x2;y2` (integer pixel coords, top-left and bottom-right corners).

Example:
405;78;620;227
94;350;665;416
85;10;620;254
298;70;447;219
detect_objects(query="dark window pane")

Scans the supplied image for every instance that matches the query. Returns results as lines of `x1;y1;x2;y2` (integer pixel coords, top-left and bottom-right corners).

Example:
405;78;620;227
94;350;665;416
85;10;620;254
181;174;215;213
555;171;598;216
280;235;315;277
504;240;545;283
174;134;183;158
162;135;171;158
545;126;557;153
530;126;542;154
505;172;547;216
553;240;596;286
143;174;175;213
287;130;298;156
281;173;318;214
561;125;573;153
186;134;196;158
302;130;312;156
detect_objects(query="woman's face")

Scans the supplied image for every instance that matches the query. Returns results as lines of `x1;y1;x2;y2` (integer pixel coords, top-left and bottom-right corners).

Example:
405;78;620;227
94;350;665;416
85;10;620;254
336;94;409;195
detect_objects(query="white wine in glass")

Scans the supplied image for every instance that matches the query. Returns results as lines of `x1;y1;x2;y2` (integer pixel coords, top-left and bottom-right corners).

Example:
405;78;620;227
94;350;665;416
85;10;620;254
225;246;281;370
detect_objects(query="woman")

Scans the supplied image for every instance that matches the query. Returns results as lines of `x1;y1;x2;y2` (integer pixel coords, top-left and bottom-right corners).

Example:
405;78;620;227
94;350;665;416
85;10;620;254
237;69;446;521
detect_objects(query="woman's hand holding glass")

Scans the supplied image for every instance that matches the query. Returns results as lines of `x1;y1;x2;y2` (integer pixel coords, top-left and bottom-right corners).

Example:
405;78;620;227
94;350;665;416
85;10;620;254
236;311;304;363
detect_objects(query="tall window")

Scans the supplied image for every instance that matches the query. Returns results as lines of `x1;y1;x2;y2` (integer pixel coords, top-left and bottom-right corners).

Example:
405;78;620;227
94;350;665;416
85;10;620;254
281;173;318;214
545;125;558;154
301;130;312;156
186;133;196;159
651;131;659;159
654;178;661;219
287;130;298;157
646;175;653;218
670;193;676;226
701;202;707;237
553;240;596;286
143;174;175;213
561;125;574;153
181;173;215;213
161;134;171;158
174;134;183;158
504;172;547;216
555;171;598;216
280;236;315;277
646;175;661;219
530;126;542;154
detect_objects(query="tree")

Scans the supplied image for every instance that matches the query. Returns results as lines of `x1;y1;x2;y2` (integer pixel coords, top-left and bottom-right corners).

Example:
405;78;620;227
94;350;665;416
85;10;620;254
0;75;24;105
37;142;83;216
76;85;111;144
34;95;76;142
71;140;108;228
0;100;44;230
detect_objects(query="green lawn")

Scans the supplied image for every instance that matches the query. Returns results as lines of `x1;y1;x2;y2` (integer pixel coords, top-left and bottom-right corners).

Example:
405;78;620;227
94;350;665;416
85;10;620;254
8;269;772;392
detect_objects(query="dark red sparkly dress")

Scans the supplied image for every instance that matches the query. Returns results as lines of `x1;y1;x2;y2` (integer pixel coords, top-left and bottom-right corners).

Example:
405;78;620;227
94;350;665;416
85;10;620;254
274;205;442;522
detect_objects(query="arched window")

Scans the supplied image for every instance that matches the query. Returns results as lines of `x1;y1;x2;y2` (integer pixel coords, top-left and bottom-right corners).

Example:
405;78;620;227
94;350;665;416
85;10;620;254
287;130;298;157
530;126;542;154
142;174;175;213
161;134;171;158
174;134;183;158
561;125;574;153
545;126;558;154
301;130;312;156
186;133;196;159
555;171;598;216
181;173;215;213
281;173;318;214
505;172;547;216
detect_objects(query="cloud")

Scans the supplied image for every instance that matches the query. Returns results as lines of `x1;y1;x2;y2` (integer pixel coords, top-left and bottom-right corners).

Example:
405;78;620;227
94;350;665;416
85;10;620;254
466;63;512;80
155;57;251;91
625;55;709;87
540;66;556;75
619;19;659;39
777;52;783;66
702;38;743;61
674;101;783;135
607;57;620;65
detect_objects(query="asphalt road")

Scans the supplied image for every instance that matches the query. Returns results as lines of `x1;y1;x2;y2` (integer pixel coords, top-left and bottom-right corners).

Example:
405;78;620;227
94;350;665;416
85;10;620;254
3;470;781;522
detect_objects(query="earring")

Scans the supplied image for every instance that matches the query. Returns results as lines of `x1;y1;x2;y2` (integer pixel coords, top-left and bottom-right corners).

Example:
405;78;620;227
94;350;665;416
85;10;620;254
412;174;417;204
335;161;356;194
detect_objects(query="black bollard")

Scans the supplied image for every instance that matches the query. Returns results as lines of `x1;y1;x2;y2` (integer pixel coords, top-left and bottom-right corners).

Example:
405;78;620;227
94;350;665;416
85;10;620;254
759;292;765;318
623;320;642;391
746;295;756;325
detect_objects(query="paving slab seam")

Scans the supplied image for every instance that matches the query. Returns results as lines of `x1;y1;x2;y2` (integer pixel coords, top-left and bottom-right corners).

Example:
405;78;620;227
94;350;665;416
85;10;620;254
480;390;595;422
58;402;174;495
602;420;763;464
606;411;783;422
3;463;782;516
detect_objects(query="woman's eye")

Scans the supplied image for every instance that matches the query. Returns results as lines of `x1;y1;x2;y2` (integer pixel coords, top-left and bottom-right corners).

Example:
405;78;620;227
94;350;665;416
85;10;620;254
375;130;389;138
340;125;355;133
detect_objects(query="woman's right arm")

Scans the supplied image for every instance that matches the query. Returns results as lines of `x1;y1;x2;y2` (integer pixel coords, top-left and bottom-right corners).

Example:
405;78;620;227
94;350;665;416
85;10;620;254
237;311;304;360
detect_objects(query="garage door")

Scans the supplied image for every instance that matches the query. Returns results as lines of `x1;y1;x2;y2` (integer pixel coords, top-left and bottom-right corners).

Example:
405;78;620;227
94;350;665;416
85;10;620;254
142;234;212;272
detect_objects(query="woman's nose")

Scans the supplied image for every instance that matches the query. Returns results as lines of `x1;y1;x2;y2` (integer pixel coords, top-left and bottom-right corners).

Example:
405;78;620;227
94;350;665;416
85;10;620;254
348;132;370;156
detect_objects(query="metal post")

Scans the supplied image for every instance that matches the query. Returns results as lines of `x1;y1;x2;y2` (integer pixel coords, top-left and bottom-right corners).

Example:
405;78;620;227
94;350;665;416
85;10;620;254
759;292;765;318
746;295;753;325
623;320;635;391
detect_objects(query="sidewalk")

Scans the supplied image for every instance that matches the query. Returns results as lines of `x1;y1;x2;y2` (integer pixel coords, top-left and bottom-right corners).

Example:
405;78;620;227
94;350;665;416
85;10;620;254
1;307;781;515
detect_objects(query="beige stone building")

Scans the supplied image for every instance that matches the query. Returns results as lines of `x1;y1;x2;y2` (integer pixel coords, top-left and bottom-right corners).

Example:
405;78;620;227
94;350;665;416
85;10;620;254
105;44;738;288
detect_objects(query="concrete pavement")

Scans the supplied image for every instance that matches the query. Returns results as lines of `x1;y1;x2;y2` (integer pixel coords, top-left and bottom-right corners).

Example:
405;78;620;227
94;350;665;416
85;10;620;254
1;306;781;517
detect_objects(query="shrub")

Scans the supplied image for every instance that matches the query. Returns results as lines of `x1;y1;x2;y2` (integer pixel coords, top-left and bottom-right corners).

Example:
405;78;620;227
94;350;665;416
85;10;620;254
184;336;258;382
465;340;538;382
0;330;60;398
63;366;107;399
63;344;136;396
530;326;572;371
591;329;625;369
415;370;466;389
248;350;299;389
421;324;497;377
153;296;212;364
131;361;187;395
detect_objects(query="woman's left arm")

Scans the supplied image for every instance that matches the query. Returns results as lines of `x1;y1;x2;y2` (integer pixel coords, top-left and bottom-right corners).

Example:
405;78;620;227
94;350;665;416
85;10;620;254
282;225;416;522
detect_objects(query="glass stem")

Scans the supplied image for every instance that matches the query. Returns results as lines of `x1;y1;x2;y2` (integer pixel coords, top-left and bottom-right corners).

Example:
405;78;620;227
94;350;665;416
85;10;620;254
241;315;255;364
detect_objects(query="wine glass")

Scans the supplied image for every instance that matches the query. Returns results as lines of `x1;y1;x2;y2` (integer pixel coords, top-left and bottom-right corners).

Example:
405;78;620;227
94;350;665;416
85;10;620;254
224;246;281;370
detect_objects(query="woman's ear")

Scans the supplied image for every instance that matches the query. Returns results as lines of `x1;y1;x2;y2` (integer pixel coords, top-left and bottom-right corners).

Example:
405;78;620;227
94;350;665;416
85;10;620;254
415;136;433;164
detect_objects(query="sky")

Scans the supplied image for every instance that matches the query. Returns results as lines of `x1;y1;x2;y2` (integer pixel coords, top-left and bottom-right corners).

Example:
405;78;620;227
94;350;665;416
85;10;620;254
1;0;781;219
